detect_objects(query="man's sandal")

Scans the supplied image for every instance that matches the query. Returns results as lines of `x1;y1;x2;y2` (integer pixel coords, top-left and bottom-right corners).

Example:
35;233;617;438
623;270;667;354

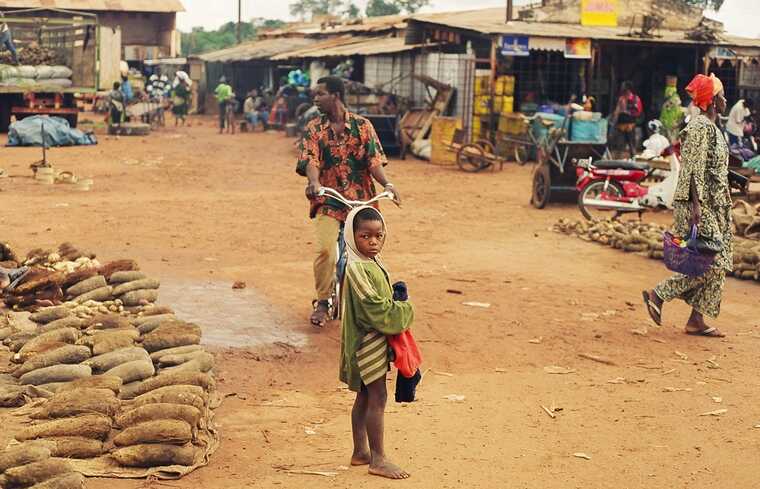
642;290;662;326
310;300;329;328
686;327;725;338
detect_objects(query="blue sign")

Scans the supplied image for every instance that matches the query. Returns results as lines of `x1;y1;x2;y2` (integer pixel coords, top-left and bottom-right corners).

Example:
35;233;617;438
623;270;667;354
501;36;530;57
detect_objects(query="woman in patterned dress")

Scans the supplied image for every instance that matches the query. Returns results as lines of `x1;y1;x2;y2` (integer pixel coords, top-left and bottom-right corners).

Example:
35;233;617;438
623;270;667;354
642;74;732;338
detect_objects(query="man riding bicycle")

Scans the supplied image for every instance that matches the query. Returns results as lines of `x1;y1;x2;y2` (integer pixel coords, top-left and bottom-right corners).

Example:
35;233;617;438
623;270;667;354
297;76;400;327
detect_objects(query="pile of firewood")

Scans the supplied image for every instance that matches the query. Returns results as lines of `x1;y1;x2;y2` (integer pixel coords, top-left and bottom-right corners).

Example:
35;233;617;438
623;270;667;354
0;43;62;66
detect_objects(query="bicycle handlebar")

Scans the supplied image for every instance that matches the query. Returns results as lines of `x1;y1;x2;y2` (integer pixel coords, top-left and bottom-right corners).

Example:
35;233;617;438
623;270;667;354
317;187;399;209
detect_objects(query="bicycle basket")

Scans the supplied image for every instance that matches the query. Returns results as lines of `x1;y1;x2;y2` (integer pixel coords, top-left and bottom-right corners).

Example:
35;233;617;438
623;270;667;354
663;226;715;277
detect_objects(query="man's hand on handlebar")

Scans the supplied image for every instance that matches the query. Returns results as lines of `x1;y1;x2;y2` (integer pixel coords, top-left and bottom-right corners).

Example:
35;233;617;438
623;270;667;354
305;180;322;199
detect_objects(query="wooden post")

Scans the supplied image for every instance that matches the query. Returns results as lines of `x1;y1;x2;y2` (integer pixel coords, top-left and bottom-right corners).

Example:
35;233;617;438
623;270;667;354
490;36;498;141
506;0;513;23
237;0;242;44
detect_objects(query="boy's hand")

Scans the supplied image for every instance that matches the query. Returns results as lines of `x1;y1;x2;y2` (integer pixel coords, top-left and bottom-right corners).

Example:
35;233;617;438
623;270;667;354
392;281;408;301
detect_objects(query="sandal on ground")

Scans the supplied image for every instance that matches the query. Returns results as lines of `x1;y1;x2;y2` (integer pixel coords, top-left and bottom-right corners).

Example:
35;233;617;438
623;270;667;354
642;290;662;326
685;326;725;338
310;300;329;328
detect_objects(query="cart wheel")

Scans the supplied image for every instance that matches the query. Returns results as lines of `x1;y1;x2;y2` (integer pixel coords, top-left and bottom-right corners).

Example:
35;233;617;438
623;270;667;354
514;145;528;166
476;139;495;155
457;143;489;172
531;163;552;209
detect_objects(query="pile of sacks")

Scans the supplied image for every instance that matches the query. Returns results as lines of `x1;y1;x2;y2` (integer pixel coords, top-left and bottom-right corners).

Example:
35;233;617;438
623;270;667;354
0;246;220;484
732;200;760;240
0;441;85;489
2;243;159;311
554;217;760;283
0;64;73;89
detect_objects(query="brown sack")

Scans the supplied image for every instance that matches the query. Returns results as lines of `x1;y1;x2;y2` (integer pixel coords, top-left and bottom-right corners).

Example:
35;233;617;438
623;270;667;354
15;414;112;441
32;388;119;419
3;458;71;487
115;403;202;429
113;419;192;447
19;365;91;387
110;444;194;468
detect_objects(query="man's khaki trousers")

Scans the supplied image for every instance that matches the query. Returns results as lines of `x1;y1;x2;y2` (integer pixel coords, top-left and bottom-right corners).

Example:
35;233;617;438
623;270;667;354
314;214;341;301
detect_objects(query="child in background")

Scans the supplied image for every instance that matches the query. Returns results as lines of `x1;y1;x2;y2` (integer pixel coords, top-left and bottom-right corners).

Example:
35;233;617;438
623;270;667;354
340;206;414;480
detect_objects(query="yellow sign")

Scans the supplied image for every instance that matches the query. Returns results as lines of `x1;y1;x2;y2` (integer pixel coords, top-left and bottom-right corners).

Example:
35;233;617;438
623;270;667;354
581;0;618;27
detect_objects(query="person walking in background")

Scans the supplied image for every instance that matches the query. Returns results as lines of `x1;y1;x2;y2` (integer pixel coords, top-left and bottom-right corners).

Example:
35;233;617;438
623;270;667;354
108;81;125;126
215;76;233;134
726;98;753;147
0;12;18;65
643;74;732;338
171;71;192;127
613;81;643;158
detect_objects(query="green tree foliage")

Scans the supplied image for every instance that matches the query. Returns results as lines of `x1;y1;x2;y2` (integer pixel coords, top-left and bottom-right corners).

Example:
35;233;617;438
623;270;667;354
344;2;361;18
365;0;429;17
289;0;344;20
181;19;286;56
366;0;401;16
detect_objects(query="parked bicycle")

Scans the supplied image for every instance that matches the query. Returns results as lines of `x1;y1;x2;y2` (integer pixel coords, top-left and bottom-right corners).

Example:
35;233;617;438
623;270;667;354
315;187;400;321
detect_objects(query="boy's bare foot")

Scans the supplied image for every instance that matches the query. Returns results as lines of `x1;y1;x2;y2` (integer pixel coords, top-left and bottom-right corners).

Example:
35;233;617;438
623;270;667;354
369;460;410;479
350;451;371;466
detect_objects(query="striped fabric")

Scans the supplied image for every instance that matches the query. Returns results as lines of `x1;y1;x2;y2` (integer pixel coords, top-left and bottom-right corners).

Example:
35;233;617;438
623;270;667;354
357;330;388;386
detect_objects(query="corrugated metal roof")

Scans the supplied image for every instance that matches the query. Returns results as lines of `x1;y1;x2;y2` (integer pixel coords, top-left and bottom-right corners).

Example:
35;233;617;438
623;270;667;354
198;37;319;63
1;0;184;13
272;36;428;60
259;14;406;39
410;7;760;48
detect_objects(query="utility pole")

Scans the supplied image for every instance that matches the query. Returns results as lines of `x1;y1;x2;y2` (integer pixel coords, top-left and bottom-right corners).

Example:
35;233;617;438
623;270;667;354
237;0;242;44
506;0;513;23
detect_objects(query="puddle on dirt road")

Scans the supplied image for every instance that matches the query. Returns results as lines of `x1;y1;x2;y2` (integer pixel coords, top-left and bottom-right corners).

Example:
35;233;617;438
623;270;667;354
159;279;307;349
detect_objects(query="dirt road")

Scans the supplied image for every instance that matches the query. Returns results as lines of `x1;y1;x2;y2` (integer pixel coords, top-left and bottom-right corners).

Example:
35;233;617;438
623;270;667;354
1;118;758;489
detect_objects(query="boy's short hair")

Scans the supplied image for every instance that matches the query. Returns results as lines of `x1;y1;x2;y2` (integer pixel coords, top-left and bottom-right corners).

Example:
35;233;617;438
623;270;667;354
317;76;345;102
353;207;383;229
113;81;121;90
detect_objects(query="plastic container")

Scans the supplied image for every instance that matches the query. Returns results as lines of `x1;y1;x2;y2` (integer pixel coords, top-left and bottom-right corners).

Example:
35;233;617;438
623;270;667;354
570;118;608;143
531;113;565;141
38;175;54;185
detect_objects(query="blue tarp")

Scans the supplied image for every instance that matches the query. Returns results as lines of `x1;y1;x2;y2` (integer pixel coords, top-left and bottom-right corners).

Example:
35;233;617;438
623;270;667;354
7;115;97;147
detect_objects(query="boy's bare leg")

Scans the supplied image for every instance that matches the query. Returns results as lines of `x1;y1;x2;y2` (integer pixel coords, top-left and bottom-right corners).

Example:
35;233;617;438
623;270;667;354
350;387;370;465
365;377;409;479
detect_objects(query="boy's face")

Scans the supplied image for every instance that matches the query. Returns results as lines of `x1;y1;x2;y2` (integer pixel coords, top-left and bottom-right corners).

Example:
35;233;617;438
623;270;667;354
354;219;385;259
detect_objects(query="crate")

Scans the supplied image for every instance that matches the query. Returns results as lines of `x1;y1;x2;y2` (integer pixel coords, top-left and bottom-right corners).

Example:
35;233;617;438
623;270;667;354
473;95;491;115
498;113;528;135
502;96;514;114
570;118;608;144
495;76;515;96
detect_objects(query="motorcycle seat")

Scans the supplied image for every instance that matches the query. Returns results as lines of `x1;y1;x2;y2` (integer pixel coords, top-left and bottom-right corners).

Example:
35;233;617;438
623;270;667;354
593;160;650;171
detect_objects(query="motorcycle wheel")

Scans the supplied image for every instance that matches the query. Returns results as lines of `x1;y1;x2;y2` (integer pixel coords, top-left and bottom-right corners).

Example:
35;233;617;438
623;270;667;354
578;180;625;221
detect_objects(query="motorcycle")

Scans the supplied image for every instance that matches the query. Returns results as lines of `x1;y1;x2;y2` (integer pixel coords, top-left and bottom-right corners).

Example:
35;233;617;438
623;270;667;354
576;121;681;220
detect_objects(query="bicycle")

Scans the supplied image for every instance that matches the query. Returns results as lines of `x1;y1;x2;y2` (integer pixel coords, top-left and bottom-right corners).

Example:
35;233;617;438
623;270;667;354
312;186;399;325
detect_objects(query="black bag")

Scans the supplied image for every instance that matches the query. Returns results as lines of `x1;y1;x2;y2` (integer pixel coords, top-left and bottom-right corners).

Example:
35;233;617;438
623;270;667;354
687;187;723;255
395;368;421;403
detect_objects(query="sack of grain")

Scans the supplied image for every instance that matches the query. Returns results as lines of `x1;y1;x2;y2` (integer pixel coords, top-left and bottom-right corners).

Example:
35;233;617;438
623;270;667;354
16;414;112;441
42;437;103;459
18;328;80;356
0;385;27;407
120;289;159;307
0;442;51;472
61;268;98;290
130;385;206;411
50;66;73;79
115;403;202;429
83;347;150;374
86;314;130;330
161;353;213;374
14;345;92;378
32;388;119;419
140;329;200;353
113;419;192;447
110;444;194;468
112;278;160;297
157;349;208;367
30;307;71;325
26;471;85;489
4;458;71;487
73;286;113;304
56;376;122;394
108;271;146;284
98;260;139;280
104;359;155;384
139;305;174;317
66;276;106;299
19;364;91;386
119;371;213;400
14;341;69;365
88;330;139;355
39;317;83;334
149;345;204;363
5;333;36;353
0;327;14;341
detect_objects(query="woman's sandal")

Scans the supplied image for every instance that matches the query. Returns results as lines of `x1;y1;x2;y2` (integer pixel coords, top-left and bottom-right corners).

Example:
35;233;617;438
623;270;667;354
642;290;662;326
686;327;725;338
310;300;329;328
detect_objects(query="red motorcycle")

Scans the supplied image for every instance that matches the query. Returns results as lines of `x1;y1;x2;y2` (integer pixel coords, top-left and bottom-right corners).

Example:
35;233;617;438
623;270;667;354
575;144;681;221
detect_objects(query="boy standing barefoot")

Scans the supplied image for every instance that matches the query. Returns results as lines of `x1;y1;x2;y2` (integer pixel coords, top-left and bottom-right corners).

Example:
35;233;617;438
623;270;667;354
341;206;414;480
